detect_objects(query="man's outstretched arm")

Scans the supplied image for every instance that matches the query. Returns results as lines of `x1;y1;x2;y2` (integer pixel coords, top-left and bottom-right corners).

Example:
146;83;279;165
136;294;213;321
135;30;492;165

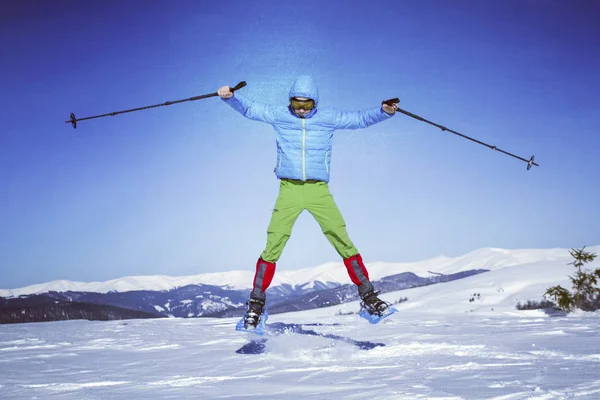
218;85;276;124
333;100;398;130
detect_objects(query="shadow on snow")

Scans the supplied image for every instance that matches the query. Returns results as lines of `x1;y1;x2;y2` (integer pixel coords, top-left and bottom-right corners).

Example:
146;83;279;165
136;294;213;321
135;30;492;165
236;322;385;354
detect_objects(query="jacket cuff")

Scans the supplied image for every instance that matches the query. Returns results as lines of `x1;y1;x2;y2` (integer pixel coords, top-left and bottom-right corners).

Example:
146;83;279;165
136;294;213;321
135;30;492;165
380;106;395;117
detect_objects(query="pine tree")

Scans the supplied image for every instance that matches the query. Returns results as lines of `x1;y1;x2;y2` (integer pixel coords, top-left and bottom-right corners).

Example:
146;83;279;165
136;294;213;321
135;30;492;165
545;246;599;312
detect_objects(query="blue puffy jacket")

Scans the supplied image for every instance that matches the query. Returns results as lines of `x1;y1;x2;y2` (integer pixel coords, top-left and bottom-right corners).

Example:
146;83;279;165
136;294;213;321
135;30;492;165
223;75;393;183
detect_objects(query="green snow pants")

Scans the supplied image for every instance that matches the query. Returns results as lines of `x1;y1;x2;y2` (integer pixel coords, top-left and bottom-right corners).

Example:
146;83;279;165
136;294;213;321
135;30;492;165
260;179;359;262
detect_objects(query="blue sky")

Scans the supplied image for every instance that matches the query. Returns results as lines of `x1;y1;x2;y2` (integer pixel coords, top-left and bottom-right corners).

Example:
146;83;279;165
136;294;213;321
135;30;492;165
1;0;599;289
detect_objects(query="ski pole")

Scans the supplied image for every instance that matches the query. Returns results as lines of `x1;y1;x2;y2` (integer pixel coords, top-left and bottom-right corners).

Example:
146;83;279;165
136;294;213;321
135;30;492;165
65;81;247;129
383;98;539;170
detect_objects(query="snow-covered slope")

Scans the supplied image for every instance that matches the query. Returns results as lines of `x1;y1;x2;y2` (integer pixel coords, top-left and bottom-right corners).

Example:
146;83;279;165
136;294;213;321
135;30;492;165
1;245;598;298
1;246;600;399
318;247;600;318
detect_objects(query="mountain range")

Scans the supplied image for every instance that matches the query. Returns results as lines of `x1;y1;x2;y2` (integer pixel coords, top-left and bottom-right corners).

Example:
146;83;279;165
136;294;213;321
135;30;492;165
1;246;596;324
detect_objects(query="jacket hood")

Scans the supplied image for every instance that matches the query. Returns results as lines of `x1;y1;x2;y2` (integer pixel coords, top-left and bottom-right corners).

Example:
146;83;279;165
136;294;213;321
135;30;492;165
289;75;319;106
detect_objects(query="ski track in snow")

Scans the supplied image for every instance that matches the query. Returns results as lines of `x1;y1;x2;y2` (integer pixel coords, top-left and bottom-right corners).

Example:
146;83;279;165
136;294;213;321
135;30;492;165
0;312;599;399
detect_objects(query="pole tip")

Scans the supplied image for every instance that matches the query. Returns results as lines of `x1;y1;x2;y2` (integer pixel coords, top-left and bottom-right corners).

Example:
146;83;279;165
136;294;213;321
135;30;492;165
69;113;77;129
527;155;535;170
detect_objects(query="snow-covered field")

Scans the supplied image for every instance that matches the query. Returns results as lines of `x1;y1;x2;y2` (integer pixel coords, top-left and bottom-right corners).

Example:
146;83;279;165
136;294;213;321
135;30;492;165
1;310;599;399
1;246;599;399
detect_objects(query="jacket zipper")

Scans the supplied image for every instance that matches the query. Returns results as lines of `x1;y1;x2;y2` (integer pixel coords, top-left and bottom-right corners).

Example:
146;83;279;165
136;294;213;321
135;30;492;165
301;118;306;181
325;150;329;174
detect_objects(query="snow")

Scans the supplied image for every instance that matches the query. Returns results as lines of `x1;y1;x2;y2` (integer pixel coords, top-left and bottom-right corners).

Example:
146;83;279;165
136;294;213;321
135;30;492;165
1;310;599;398
152;305;165;313
1;245;600;399
2;245;596;298
219;297;244;308
0;272;256;298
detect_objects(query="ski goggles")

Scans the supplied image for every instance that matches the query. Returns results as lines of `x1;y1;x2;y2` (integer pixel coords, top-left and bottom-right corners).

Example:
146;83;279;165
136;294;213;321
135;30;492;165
290;98;315;111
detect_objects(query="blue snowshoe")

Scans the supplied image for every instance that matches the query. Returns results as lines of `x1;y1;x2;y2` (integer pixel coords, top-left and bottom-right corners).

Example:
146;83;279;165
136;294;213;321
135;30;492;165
236;298;268;335
359;291;397;324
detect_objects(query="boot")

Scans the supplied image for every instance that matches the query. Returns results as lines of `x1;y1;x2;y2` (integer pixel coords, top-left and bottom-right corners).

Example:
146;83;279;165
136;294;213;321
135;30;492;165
360;290;389;316
243;297;265;329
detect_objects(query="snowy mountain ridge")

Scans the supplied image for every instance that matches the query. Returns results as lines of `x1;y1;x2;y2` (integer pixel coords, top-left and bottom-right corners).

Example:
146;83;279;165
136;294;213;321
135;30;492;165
2;245;596;298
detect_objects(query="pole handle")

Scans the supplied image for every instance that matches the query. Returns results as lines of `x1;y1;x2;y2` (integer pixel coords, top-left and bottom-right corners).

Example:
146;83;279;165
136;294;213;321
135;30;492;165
230;81;247;92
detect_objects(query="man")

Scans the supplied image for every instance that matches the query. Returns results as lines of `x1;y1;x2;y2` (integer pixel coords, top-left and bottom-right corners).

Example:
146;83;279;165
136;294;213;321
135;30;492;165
218;75;398;329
